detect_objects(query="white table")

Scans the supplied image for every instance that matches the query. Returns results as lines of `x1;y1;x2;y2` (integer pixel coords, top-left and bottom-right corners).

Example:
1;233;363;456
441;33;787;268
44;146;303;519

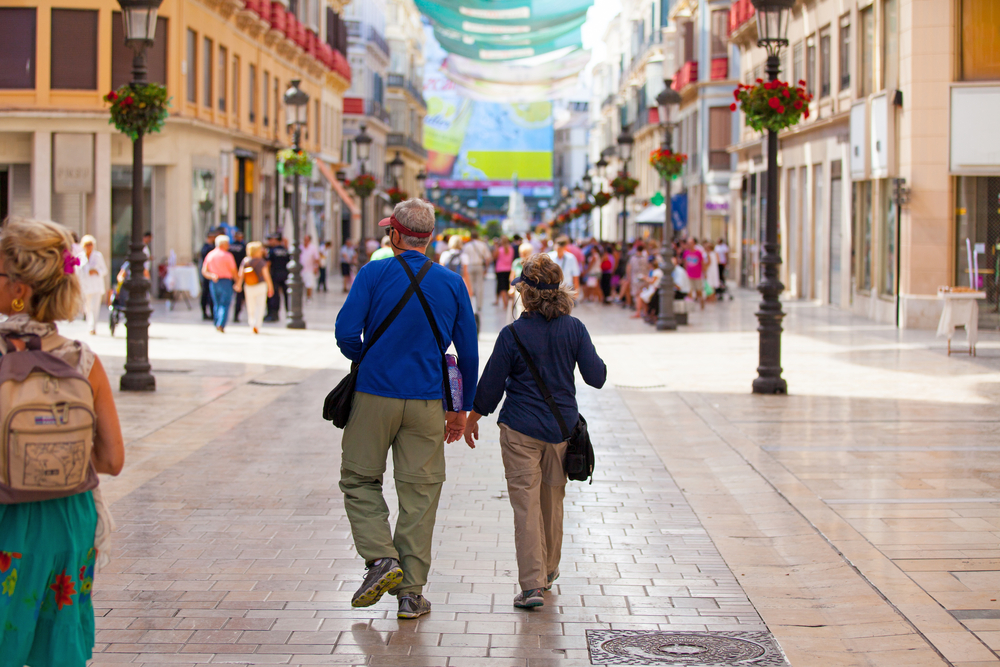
936;290;986;355
164;265;201;310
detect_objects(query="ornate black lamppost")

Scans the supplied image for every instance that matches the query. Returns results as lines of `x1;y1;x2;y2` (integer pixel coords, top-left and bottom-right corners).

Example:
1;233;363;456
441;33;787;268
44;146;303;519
354;124;372;245
282;79;308;330
655;80;682;331
117;0;164;392
388;151;405;190
416;169;427;199
595;155;609;239
751;0;793;394
582;171;593;237
616;122;634;250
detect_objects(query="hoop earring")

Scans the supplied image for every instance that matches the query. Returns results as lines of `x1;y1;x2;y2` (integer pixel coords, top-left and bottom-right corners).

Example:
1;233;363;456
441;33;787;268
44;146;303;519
11;298;24;312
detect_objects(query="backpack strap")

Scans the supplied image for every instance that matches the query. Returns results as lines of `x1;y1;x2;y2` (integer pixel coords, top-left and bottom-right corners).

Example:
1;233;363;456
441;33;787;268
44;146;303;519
508;324;571;441
396;255;456;413
357;259;432;366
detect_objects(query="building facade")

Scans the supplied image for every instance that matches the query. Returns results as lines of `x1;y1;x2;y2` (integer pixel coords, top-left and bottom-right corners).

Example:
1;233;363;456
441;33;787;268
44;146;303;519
384;0;427;205
730;0;998;328
0;0;352;277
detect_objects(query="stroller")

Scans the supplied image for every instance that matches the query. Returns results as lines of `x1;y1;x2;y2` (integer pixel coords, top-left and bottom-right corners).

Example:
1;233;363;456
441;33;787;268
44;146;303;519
109;262;130;336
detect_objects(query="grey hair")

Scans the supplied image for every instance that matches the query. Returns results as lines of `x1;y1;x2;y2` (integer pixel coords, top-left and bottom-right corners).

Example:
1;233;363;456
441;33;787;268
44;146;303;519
392;199;435;248
215;234;230;247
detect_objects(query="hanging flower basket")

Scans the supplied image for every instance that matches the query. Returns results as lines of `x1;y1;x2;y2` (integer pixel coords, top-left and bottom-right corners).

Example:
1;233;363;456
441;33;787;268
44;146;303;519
611;172;639;197
578;201;594;214
277;148;313;178
650;147;688;180
348;173;377;199
386;187;408;205
104;83;170;141
593;190;612;207
732;79;813;133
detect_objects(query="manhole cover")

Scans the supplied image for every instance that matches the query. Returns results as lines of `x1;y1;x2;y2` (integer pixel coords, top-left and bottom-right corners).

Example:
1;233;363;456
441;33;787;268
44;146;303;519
586;630;787;666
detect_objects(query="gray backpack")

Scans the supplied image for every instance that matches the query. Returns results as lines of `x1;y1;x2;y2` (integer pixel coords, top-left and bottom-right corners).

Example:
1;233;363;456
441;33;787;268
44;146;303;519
0;334;98;504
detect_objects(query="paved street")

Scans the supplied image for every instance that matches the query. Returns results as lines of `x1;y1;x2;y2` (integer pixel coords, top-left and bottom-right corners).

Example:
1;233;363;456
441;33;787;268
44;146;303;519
72;285;1000;666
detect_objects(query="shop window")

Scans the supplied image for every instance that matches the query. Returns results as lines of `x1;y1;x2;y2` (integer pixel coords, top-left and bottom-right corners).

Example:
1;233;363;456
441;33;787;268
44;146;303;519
0;8;36;89
263;70;270;126
203;37;213;108
51;9;98;90
186;29;197;103
854;180;872;291
113;14;167;89
805;36;816;97
819;28;831;98
191;169;217;259
860;6;874;96
880;180;897;297
961;0;1000;80
839;15;850;91
882;0;899;90
232;56;240;119
708;107;731;171
249;64;257;123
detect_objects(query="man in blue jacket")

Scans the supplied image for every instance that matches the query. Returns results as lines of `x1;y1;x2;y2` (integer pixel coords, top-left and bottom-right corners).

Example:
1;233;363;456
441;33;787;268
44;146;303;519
335;199;478;620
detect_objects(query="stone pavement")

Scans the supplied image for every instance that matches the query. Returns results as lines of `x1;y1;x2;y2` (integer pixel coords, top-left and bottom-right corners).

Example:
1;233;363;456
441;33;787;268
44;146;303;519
63;283;1000;666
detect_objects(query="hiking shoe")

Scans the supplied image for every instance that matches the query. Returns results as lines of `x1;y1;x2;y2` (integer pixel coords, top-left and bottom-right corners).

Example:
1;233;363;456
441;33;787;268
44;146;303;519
397;593;431;619
514;588;545;609
351;558;403;608
543;569;560;592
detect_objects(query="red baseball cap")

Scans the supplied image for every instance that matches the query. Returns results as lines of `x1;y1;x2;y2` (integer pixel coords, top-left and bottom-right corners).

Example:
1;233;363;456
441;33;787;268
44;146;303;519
379;215;431;238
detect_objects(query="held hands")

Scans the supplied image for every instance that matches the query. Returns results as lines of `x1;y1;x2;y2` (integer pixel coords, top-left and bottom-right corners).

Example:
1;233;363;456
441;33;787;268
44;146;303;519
463;412;481;449
445;411;467;444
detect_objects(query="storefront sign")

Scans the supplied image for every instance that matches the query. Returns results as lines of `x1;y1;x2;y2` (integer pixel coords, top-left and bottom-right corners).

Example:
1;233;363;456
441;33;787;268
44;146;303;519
53;133;93;194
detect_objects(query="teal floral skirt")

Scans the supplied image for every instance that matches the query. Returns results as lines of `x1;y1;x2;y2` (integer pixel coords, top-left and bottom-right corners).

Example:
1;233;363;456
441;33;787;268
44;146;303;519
0;492;98;667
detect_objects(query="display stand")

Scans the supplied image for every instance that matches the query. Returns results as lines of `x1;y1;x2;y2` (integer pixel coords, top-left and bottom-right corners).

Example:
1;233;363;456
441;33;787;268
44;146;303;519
936;288;986;356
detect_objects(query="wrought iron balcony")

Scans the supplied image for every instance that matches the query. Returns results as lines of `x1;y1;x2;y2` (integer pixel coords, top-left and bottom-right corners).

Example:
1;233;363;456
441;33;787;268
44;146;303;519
387;132;428;159
343;97;390;124
387;73;427;109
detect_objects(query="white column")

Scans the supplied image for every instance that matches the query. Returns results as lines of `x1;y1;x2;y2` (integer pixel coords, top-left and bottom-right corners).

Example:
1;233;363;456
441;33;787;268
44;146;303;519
31;131;52;220
91;133;112;262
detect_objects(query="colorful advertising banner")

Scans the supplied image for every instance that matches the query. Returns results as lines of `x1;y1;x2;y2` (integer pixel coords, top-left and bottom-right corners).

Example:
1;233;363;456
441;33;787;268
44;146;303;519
423;23;553;189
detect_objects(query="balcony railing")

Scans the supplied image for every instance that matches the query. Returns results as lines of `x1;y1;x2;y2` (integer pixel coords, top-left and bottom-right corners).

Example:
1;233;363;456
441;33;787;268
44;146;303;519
387;73;427;109
672;61;699;91
729;0;755;36
630;107;660;133
345;19;362;38
711;57;729;81
369;26;389;56
387;132;428;159
343;97;390;124
623;31;664;84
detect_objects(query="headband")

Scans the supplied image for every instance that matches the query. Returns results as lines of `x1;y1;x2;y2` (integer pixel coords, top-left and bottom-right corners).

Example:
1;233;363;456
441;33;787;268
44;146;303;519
511;274;560;290
384;215;431;239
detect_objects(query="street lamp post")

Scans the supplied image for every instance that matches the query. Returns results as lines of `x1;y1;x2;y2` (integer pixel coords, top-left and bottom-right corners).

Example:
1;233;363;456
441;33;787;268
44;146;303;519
416;169;427;199
282;79;309;330
595;155;608;239
616;123;634;251
655;80;682;332
117;0;164;392
354;124;372;249
388;151;405;190
751;0;793;395
582;171;593;238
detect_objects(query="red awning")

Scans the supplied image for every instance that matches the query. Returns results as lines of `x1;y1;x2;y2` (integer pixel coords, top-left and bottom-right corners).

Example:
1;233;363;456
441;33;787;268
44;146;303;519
316;160;359;215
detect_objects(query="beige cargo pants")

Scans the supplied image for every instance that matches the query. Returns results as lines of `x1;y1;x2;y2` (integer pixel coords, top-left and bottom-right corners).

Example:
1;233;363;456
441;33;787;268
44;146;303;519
499;424;568;591
340;392;446;596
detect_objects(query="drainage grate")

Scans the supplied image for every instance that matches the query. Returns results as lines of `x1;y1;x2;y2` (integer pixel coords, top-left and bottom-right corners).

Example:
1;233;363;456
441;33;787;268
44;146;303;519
586;630;788;666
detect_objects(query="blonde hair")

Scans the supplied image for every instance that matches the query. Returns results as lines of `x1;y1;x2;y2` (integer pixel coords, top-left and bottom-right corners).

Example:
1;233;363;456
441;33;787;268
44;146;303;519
518;243;533;258
80;234;97;247
0;217;82;323
448;236;463;250
517;253;574;321
246;241;265;258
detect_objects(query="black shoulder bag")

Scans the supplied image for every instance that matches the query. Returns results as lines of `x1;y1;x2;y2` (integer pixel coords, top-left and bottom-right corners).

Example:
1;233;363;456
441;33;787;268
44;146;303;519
322;259;432;427
508;324;594;484
397;257;458;412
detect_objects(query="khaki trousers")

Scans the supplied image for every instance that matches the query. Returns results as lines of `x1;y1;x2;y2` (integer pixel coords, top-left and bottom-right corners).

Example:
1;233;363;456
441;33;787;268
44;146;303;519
468;264;486;314
340;392;446;596
499;424;568;591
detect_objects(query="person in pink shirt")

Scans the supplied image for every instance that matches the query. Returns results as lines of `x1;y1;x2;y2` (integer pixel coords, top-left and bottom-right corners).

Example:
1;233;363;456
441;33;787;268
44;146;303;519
681;238;705;310
201;234;239;332
493;236;515;309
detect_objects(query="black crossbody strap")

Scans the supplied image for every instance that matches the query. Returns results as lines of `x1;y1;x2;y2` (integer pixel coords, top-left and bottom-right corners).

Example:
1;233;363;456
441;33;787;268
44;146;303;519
508;324;571;441
357;260;432;365
396;255;456;412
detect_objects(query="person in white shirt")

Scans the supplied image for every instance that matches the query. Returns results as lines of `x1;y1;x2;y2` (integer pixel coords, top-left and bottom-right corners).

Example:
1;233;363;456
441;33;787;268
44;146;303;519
462;231;493;319
715;238;730;298
546;237;580;292
299;235;321;300
76;235;108;335
439;235;472;294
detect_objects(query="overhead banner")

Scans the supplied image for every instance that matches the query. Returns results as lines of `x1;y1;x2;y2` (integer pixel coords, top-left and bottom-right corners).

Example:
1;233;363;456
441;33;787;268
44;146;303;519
433;25;583;60
423;23;553;189
445;49;591;84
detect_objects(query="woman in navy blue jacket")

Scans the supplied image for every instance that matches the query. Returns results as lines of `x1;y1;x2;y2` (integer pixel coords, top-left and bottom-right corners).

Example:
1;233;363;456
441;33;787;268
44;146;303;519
464;254;607;609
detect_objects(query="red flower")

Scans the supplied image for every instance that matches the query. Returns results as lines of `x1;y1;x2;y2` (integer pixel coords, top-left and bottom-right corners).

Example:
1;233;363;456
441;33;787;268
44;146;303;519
804;109;810;119
0;552;21;573
49;570;76;610
798;79;806;86
782;89;790;98
107;91;118;101
794;100;803;110
730;103;737;111
768;97;781;110
756;78;764;83
123;96;134;105
733;89;740;100
777;104;785;114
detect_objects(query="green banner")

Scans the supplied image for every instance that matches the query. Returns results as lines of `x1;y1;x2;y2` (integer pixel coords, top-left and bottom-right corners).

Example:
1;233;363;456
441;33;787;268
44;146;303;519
433;14;586;46
433;26;583;61
414;0;589;33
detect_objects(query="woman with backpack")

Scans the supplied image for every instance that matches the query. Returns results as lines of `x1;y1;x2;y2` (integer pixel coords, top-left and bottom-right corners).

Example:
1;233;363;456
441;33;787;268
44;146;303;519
233;241;274;334
463;254;606;609
0;218;126;666
438;235;471;294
